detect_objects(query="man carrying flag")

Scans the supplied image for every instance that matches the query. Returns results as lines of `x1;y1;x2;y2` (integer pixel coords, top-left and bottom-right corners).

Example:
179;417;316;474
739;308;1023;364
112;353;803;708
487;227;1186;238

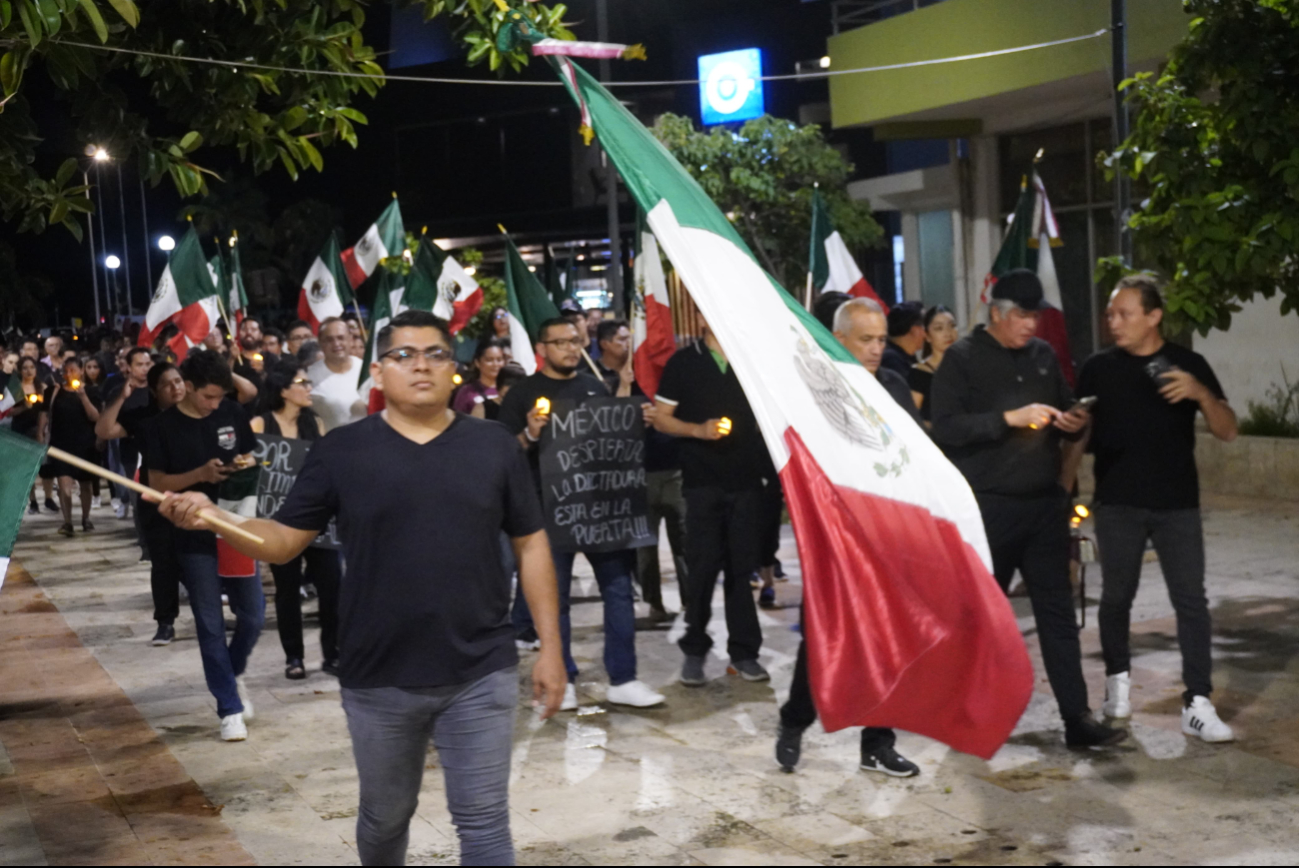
551;56;1033;759
298;234;355;335
809;188;888;310
340;197;406;290
138;226;221;362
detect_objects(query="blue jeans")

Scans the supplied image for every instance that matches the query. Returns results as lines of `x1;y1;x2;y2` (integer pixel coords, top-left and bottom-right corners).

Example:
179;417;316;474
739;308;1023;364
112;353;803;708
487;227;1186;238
343;667;518;867
178;551;265;719
552;549;637;686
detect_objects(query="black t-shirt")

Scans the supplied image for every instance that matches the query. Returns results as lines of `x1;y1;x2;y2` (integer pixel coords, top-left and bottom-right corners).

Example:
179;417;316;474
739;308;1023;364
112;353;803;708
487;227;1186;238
907;365;935;422
1076;343;1225;509
497;371;609;486
110;385;151;476
142;399;256;552
655;342;773;491
43;383;101;457
273;413;545;690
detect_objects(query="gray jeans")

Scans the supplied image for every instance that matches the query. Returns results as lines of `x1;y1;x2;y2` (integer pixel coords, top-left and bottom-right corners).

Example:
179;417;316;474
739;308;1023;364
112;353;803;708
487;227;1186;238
636;469;688;608
1094;505;1212;702
342;666;518;866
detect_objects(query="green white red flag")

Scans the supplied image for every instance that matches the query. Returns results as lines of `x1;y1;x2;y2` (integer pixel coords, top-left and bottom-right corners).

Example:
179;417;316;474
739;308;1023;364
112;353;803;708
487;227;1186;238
422;239;484;334
631;217;676;399
227;235;250;329
297;234;355;334
0;426;47;587
357;241;443;397
554;58;1032;759
340;198;405;290
502;233;560;375
809;188;887;309
138;226;220;361
985;172;1073;385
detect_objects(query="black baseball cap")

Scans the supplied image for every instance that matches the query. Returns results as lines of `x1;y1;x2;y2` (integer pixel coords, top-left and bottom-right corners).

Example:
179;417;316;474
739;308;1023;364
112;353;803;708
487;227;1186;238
991;269;1046;311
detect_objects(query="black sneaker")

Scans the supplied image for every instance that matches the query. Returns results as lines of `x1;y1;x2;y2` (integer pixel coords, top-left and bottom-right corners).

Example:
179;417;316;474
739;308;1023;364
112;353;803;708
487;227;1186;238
776;724;805;772
860;746;920;777
45;498;59;513
151;623;175;646
321;659;341;677
28;501;39;515
1065;715;1128;748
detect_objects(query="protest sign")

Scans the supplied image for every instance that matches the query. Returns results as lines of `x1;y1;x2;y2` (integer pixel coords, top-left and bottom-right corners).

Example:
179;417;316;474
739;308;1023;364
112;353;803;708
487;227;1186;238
253;435;342;550
539;396;656;553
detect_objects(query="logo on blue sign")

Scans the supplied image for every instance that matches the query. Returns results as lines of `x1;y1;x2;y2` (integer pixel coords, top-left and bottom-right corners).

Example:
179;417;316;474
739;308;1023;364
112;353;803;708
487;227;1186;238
698;48;765;126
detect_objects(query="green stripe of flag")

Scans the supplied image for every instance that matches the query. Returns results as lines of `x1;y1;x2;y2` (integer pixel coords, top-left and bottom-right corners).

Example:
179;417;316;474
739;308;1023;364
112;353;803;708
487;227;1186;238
0;426;46;569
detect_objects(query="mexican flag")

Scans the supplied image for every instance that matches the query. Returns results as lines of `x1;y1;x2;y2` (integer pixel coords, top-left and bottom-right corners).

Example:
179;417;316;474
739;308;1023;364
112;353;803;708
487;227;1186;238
0;377;21;421
985;172;1074;386
138;226;221;361
502;233;560;375
340;198;405;290
809;188;887;309
0;426;46;588
421;239;483;335
228;235;250;330
554;58;1032;759
297;234;354;334
631;218;676;399
358;269;405;411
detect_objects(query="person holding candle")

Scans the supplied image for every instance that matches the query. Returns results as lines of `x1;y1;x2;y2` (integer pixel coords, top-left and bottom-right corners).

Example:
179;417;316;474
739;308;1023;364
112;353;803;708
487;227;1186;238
39;357;102;536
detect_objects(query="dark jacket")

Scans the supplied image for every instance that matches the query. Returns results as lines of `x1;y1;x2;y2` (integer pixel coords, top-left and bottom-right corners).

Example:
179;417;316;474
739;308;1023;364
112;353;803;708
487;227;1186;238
878;367;922;425
880;342;915;379
930;326;1074;497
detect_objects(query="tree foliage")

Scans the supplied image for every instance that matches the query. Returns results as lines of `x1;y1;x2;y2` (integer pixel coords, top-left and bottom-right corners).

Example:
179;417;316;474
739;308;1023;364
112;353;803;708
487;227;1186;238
652;113;883;293
1101;0;1299;334
0;0;569;239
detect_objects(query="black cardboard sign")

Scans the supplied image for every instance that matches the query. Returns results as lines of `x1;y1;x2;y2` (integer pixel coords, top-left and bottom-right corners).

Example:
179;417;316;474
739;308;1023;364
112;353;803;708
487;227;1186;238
253;435;341;550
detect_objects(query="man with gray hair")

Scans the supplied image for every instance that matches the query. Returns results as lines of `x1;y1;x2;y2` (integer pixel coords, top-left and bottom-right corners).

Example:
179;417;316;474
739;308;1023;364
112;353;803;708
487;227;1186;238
830;297;920;422
930;269;1124;749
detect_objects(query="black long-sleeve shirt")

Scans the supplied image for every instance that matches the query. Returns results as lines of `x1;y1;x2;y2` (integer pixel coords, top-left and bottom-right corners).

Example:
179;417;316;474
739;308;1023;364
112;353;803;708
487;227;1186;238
930;326;1074;497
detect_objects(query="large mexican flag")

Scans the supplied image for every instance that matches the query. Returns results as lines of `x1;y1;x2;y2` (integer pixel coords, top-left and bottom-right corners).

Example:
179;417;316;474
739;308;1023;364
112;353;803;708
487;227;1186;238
341;197;406;290
809;188;888;310
0;426;45;588
554;58;1032;758
138;226;220;361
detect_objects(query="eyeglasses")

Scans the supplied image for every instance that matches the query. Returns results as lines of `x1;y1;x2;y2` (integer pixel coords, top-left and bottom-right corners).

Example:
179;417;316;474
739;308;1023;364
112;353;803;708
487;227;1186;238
493;312;509;320
380;347;456;367
291;377;313;388
541;338;584;349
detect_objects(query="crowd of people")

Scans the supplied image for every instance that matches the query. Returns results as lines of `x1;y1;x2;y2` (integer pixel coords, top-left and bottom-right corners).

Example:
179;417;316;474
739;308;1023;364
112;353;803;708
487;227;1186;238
1;265;1241;865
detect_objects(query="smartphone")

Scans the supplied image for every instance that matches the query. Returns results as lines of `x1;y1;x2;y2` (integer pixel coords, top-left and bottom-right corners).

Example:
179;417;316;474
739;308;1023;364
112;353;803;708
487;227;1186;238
1068;395;1098;414
1145;355;1173;381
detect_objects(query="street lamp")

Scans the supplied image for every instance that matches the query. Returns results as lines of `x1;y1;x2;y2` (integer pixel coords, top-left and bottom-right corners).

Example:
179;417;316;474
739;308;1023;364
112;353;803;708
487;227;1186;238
157;235;175;253
104;254;121;325
105;255;121;270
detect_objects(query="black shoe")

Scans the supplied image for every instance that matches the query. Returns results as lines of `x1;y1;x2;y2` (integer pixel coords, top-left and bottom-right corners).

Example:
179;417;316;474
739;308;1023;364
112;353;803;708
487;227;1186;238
776;724;805;772
285;658;307;680
150;623;175;646
45;499;59;513
81;520;94;532
321;659;341;677
28;501;39;515
861;746;920;777
1065;715;1128;748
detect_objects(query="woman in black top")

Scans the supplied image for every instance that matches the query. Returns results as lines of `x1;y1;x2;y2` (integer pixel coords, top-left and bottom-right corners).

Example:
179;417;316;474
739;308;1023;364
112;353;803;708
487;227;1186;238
908;304;958;426
39;357;102;536
250;361;341;680
9;356;46;514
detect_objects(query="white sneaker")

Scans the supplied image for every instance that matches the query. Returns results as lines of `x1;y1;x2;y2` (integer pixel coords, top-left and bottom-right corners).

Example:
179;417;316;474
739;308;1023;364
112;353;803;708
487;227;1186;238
1182;696;1234;743
220;713;247;742
1102;671;1132;719
236;676;255;721
113;498;128;519
606;680;666;708
91;495;101;509
559;683;578;712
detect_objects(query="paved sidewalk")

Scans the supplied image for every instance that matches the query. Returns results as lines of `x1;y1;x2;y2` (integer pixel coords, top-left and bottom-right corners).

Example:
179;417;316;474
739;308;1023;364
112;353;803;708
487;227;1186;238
4;494;1299;865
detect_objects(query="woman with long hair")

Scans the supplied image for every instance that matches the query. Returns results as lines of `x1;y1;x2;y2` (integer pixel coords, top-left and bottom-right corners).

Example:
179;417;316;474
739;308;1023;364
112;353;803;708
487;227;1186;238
10;356;46;514
908;305;959;424
39;357;102;536
487;305;512;341
249;360;341;680
452;337;508;418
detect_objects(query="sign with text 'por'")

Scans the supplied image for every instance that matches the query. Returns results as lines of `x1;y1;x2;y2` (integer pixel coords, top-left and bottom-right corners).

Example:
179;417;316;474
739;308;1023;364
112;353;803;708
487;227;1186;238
253;435;341;551
539;397;656;554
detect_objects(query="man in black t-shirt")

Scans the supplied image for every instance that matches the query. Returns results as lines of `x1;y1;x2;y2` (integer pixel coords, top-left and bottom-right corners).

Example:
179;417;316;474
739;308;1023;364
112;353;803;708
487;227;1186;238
144;350;262;743
1076;275;1238;744
160;311;564;866
499;317;667;711
655;322;775;687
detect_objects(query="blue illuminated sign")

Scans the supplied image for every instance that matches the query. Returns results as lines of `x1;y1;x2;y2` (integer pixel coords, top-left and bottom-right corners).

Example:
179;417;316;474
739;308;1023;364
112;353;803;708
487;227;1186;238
697;48;765;126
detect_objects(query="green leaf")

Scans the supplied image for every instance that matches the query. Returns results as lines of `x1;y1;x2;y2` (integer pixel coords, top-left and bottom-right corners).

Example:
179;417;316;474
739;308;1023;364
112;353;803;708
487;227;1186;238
281;106;307;131
34;0;58;34
0;1;11;27
60;215;83;242
104;0;137;27
54;156;76;186
298;136;322;172
17;1;42;46
50;199;68;224
75;0;107;42
179;130;203;152
0;48;27;95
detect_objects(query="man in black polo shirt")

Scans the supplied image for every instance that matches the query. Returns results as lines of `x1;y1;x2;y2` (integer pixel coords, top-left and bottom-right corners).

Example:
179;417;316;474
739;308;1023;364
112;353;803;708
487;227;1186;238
881;300;925;379
1076;275;1238;743
654;321;775;686
499;317;666;710
930;269;1124;749
159;310;565;866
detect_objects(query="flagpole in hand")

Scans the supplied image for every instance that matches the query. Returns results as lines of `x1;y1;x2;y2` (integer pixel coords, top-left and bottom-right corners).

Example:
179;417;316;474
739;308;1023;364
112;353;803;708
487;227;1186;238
42;446;265;546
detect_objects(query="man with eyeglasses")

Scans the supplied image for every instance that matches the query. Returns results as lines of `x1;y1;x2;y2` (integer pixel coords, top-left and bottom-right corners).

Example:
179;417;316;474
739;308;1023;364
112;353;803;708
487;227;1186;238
159;309;565;866
499;317;667;711
307;317;367;432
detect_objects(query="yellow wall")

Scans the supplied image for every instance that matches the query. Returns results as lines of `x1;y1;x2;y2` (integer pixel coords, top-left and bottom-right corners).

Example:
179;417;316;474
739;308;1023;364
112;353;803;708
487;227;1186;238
828;0;1188;129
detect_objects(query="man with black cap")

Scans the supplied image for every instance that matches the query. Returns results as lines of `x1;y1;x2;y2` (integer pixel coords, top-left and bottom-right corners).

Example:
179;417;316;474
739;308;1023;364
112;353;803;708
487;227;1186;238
930;268;1125;749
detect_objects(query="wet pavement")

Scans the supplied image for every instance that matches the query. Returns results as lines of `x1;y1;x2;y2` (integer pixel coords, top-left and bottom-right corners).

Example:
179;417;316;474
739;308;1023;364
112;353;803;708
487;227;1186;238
3;493;1299;865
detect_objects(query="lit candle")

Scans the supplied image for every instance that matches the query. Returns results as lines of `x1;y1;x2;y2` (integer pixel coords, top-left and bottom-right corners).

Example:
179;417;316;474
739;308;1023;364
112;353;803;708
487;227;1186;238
535;397;551;415
718;417;733;436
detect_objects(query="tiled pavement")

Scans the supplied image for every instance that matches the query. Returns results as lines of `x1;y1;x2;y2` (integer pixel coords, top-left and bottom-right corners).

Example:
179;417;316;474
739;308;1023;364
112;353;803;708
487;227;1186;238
3;493;1299;865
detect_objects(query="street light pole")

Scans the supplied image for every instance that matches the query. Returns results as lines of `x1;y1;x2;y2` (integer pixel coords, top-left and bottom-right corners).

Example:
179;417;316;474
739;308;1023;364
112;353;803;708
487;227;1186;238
139;176;153;295
83;170;101;325
93;161;113;320
1111;0;1132;265
115;161;134;316
596;0;624;316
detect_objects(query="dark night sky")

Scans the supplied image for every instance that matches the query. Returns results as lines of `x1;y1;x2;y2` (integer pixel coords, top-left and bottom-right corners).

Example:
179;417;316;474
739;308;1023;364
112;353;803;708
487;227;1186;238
5;0;859;326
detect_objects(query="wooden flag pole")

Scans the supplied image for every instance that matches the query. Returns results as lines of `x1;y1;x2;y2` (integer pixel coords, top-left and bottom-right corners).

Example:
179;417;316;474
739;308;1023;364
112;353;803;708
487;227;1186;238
580;347;604;380
44;446;265;546
214;294;242;364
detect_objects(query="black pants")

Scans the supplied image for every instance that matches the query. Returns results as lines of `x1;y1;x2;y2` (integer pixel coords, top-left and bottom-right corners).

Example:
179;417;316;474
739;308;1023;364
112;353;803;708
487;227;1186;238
978;489;1089;721
758;478;783;570
142;511;181;625
780;608;894;753
270;548;342;662
679;486;763;663
1095;505;1212;702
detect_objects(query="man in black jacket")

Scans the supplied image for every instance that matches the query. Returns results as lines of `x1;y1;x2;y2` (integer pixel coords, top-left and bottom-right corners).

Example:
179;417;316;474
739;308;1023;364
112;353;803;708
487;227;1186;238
930;269;1125;749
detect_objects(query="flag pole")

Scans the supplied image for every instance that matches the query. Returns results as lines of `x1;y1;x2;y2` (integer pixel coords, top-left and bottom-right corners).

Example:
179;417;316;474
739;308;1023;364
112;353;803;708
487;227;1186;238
352;301;369;345
44;446;265;545
214;294;242;364
580;347;604;380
